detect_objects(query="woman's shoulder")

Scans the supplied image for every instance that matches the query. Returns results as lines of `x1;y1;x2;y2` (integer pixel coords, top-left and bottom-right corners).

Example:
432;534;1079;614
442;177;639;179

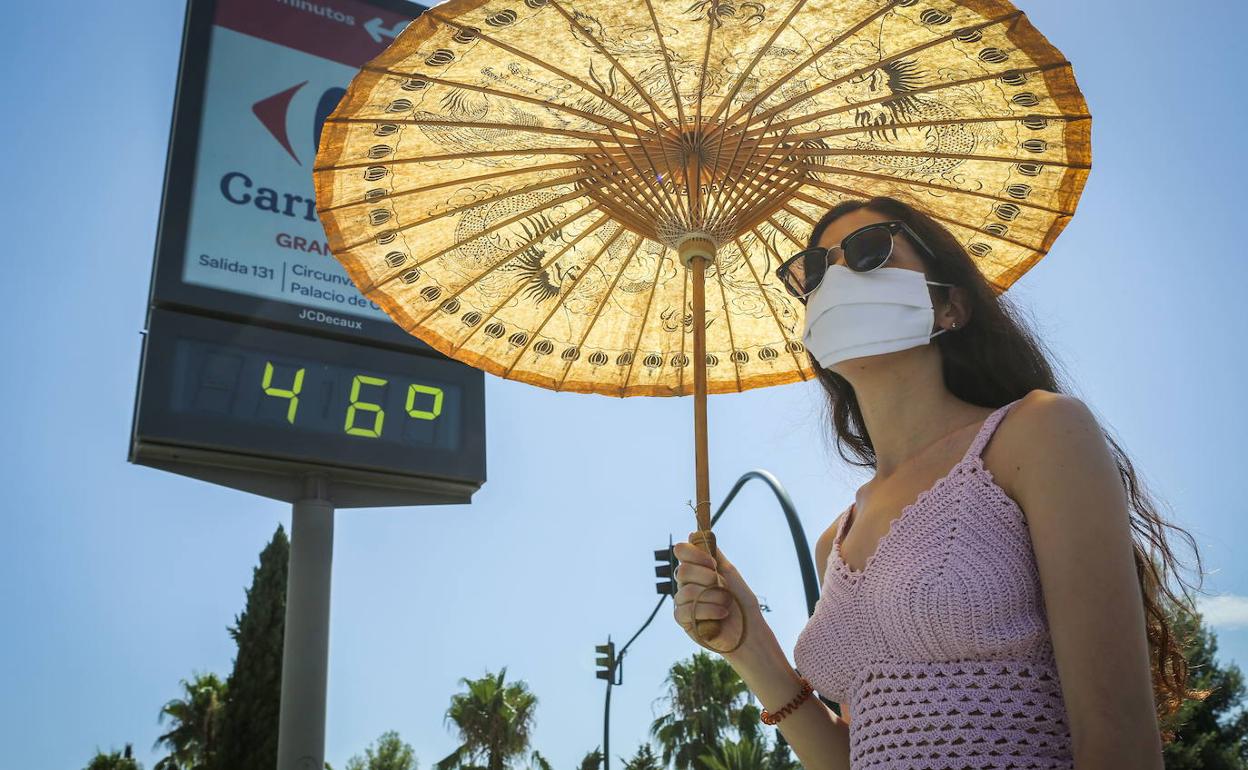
991;389;1103;499
1008;389;1098;441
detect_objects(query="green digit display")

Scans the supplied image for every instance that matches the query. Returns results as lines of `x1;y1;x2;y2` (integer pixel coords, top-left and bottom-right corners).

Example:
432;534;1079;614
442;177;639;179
345;374;387;438
262;361;305;423
406;383;444;420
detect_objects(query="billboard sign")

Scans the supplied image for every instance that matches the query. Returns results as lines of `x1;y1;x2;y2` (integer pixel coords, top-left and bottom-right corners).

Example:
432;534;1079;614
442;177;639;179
150;0;427;348
133;0;487;504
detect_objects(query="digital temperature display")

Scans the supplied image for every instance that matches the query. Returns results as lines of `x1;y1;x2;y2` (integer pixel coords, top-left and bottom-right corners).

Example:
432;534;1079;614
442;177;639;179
135;309;485;485
171;339;461;451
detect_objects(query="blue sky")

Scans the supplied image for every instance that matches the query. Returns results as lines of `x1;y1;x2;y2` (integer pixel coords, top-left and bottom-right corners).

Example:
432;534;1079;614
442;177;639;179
2;0;1246;768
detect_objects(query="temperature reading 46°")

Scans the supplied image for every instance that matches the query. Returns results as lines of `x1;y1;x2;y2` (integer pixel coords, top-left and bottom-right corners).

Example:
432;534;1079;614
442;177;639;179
260;360;444;440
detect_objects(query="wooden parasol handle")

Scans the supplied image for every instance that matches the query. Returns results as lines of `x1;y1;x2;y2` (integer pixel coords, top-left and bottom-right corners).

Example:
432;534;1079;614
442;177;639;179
684;242;725;645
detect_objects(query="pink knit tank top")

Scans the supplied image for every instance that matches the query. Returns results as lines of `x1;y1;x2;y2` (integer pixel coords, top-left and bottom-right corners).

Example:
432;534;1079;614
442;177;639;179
792;397;1074;769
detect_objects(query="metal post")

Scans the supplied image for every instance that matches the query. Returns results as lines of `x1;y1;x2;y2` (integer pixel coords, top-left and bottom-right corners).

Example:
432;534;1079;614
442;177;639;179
602;678;612;770
278;475;335;770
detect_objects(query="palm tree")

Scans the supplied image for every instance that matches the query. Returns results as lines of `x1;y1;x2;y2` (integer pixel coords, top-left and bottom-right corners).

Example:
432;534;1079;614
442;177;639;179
699;736;769;770
153;672;227;770
620;742;662;770
85;745;143;770
577;749;603;770
526;749;554;770
434;667;539;770
523;748;603;770
650;652;753;770
344;730;419;770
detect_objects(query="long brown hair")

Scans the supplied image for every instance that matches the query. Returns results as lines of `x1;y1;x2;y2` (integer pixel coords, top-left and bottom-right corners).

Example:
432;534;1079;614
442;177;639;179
803;195;1206;739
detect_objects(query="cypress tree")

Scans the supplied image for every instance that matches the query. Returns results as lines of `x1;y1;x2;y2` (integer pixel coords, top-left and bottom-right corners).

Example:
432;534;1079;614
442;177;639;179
215;524;289;770
1162;602;1248;769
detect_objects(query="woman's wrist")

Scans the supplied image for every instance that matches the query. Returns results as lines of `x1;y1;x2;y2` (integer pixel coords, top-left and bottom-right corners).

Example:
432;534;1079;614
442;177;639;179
722;616;812;718
723;611;781;669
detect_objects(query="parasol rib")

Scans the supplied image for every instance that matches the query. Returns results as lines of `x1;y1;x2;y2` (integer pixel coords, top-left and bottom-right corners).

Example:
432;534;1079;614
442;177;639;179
501;225;632;379
702;0;812;127
692;14;717;229
358;67;637;133
788;112;1093;143
368;190;596;294
574;158;667;238
425;10;663;132
699;110;769;223
708;0;903;139
340;170;594;258
315;146;616;172
711;248;744;393
409;208;610;335
702;118;785;225
547;0;678;129
733;232;810;376
792;186;1047;254
615;240;672;396
602;131;683;225
317;160;586;214
592;137;682;226
778;203;819;229
714;138;805;232
324;116;619;144
445;211;615;354
544;234;648;388
748;225;800;275
629;116;694;226
720;10;1026;140
704;125;796;237
735;60;1075;138
642;0;686;129
773;145;1091;170
764;214;809;249
806;163;1076;216
731;176;810;244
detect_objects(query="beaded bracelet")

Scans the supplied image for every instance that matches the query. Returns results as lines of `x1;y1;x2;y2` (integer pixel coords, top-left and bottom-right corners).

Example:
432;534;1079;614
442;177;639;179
760;676;814;725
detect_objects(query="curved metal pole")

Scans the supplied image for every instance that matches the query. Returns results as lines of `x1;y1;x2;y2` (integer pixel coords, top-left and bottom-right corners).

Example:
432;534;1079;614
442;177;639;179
710;469;821;618
599;468;830;766
709;469;840;721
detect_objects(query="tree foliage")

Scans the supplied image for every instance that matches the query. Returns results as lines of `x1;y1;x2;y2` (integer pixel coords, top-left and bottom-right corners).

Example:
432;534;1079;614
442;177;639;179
85;745;143;770
620;743;662;770
698;736;767;770
649;652;799;770
345;731;418;770
214;525;289;770
154;672;227;770
1162;602;1248;769
434;667;539;770
577;749;603;770
650;652;754;770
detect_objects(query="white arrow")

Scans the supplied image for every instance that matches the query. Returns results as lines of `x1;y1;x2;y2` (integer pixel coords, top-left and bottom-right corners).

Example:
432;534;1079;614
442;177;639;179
364;18;408;44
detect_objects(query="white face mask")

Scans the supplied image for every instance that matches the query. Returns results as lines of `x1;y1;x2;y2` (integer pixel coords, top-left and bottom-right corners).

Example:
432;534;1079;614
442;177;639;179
801;264;953;369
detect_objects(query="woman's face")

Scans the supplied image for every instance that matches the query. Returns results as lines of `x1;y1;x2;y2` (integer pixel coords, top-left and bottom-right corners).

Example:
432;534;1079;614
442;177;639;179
809;208;963;373
813;208;928;275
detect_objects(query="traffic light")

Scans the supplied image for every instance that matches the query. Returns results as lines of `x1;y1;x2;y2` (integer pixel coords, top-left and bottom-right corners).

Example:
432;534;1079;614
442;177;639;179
654;538;677;596
595;640;616;682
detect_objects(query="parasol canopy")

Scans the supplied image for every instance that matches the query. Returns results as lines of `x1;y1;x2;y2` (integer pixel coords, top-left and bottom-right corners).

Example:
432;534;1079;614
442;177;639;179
313;0;1090;650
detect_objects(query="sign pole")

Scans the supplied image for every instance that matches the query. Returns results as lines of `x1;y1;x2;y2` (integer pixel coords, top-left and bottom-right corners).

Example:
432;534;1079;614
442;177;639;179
278;474;335;770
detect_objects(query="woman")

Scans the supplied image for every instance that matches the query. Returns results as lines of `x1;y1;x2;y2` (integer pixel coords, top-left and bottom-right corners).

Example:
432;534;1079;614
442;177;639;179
670;196;1203;770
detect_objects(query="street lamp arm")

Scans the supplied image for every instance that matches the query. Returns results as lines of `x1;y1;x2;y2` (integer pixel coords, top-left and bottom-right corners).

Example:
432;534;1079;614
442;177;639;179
709;469;821;618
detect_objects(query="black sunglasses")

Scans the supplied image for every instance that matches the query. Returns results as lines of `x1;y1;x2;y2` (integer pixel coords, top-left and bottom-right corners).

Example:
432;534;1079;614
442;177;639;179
775;220;945;301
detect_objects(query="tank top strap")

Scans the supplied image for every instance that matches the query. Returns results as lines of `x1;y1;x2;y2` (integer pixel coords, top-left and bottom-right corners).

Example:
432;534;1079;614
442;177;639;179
961;396;1026;464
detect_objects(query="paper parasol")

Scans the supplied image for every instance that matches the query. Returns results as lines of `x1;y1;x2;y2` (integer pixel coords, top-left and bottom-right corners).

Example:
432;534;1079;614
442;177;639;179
313;0;1090;649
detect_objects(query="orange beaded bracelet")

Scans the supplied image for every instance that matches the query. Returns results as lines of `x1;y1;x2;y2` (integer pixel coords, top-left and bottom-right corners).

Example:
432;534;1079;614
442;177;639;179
760;676;814;725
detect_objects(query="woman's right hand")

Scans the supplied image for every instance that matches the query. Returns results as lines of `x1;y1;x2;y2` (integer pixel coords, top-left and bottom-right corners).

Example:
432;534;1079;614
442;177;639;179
672;533;763;653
